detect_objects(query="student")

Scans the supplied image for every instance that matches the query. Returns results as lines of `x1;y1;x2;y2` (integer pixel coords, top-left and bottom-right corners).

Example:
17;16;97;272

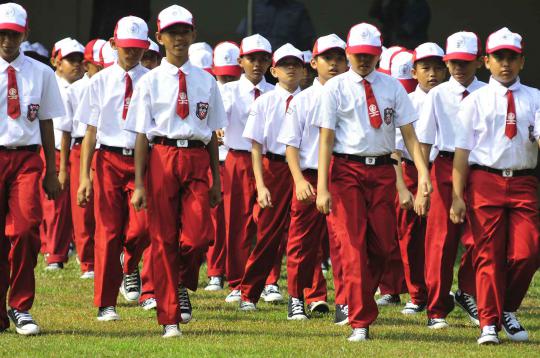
141;39;161;70
239;43;305;311
299;50;317;89
127;5;226;338
219;34;274;303
313;23;431;341
452;27;539;345
277;34;348;320
99;41;117;68
415;31;485;329
0;2;64;335
189;42;213;75
76;16;150;321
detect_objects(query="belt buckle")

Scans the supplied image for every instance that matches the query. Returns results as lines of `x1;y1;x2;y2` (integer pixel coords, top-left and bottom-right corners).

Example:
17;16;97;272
122;148;133;156
502;169;513;178
6;146;17;150
365;157;376;165
176;139;188;148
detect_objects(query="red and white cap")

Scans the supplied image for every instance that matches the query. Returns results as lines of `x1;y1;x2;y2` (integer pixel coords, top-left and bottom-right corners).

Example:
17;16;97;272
147;39;160;54
486;27;523;54
31;42;48;57
55;38;84;60
312;34;346;57
389;50;417;93
378;45;404;74
444;31;480;61
52;37;72;58
157;4;194;32
84;39;106;66
213;41;241;77
0;3;27;33
189;42;213;74
239;34;272;56
346;23;383;55
272;43;303;66
99;41;118;68
412;42;444;62
114;16;149;49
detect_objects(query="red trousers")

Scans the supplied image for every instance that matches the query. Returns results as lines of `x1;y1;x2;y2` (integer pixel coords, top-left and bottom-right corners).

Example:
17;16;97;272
147;145;213;325
93;150;149;308
0;150;43;331
329;156;397;328
139;245;154;302
40;150;73;264
425;155;476;319
70;143;95;272
378;237;407;295
222;150;257;289
468;169;539;329
304;250;328;304
206;164;226;277
240;158;292;303
327;214;346;305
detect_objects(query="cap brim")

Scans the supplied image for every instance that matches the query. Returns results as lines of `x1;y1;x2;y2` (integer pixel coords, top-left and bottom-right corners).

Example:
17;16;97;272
346;45;382;56
399;79;418;93
273;55;304;66
158;21;194;32
59;50;84;60
240;49;271;56
486;45;522;54
114;39;150;49
0;23;25;33
443;52;477;61
213;65;242;77
413;54;443;63
313;46;346;57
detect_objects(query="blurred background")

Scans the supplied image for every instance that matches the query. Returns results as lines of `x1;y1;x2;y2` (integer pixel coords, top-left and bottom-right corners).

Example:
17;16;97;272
17;0;540;85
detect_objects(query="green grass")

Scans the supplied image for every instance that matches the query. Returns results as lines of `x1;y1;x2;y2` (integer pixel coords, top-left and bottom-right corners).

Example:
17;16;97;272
2;257;539;357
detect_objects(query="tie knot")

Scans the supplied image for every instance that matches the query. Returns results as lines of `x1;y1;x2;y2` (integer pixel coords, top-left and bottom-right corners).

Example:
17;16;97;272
7;65;15;72
507;89;513;95
125;73;131;80
178;69;185;77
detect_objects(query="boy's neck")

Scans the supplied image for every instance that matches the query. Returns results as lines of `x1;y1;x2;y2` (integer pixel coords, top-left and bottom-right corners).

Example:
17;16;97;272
495;76;519;88
278;82;299;93
455;75;474;88
55;71;73;84
1;50;20;64
246;75;263;86
118;62;138;72
166;53;189;69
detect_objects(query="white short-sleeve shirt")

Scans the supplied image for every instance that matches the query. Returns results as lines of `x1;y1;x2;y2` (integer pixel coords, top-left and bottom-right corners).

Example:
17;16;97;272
52;74;71;150
312;69;417;156
0;53;65;147
456;77;540;170
124;59;227;144
64;74;90;138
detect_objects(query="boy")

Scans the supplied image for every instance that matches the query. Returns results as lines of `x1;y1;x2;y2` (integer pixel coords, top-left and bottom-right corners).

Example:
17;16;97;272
0;2;64;335
141;39;161;70
189;42;213;75
452;27;539;345
127;5;226;338
76;16;150;321
313;23;431;341
415;31;485;329
220;34;274;303
277;34;348;320
239;43;304;310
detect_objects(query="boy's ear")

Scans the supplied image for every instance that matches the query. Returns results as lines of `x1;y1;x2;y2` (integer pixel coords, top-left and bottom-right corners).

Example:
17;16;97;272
109;38;117;50
50;56;57;68
483;55;490;70
269;66;278;79
411;67;418;80
155;31;163;46
310;57;317;71
519;55;525;70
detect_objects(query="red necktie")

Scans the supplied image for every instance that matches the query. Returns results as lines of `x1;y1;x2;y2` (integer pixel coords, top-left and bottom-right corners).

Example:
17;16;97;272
285;95;293;112
462;89;469;100
122;73;132;120
363;79;382;128
7;66;20;119
254;88;261;100
505;89;517;139
177;69;189;119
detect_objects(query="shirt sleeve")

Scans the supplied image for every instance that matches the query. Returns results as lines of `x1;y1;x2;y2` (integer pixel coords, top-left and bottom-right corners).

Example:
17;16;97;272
54;87;74;133
243;97;264;144
312;83;338;130
415;90;437;145
38;68;66;120
124;76;153;134
207;80;228;131
277;96;303;148
534;89;540;140
75;77;100;127
455;96;477;151
393;82;417;127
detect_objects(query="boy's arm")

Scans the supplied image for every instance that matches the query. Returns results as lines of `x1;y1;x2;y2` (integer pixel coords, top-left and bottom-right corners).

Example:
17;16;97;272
420;143;432;165
58;131;71;191
77;125;97;207
392;150;414;210
252;141;272;208
286;145;315;202
450;148;470;224
206;131;222;208
316;127;334;214
39;119;61;200
131;133;149;211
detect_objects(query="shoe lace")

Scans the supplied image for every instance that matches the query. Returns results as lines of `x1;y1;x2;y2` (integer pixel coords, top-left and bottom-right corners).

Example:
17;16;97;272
290;298;305;316
342;305;349;316
164;324;178;332
178;286;191;310
209;276;222;286
228;289;241;297
462;293;478;316
101;306;116;315
483;325;497;335
504;312;521;330
265;285;279;294
124;269;140;291
353;328;368;335
405;301;419;309
13;310;33;323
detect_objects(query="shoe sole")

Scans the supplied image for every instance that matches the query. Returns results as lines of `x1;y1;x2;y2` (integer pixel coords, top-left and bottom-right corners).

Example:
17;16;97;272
263;295;283;303
142;303;157;311
180;315;192;324
348;336;369;342
225;297;241;303
502;327;529;342
162;332;182;338
454;298;480;326
428;323;449;330
401;309;422;315
287;315;309;321
239;307;257;311
97;316;120;322
477;337;500;345
119;286;140;303
14;325;40;336
204;286;223;291
310;303;330;314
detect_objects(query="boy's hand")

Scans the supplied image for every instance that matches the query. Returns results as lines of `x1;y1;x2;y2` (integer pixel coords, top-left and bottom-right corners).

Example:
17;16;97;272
414;191;430;216
131;187;147;211
43;171;61;200
257;186;273;209
58;169;69;191
209;184;222;208
296;179;316;203
77;176;93;207
216;129;225;145
417;172;433;198
450;197;467;224
398;187;414;210
316;188;332;215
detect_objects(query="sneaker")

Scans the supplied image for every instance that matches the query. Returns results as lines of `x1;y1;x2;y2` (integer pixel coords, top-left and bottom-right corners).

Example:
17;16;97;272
67;242;75;258
178;285;192;324
454;289;479;326
239;300;257;311
204;276;224;291
477;325;500;345
287;297;308;320
427;318;449;329
225;289;242;303
80;271;94;279
321;260;330;277
7;309;40;335
401;301;426;315
45;262;63;271
120;268;141;302
502;311;528;342
140;297;157;311
308;301;330;314
97;306;120;321
335;304;349;326
348;327;369;342
376;294;401;306
162;324;182;338
261;284;283;303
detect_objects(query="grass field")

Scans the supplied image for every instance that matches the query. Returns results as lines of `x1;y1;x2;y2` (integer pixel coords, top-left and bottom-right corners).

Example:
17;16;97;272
2;257;539;357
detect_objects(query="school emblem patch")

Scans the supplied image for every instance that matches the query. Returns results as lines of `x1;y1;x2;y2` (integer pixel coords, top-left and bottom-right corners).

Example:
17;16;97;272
196;102;209;120
27;104;40;122
383;107;395;125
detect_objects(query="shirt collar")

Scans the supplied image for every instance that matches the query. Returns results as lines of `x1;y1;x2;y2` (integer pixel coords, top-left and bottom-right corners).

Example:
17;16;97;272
312;77;323;89
413;84;428;98
0;52;26;72
111;62;145;80
448;75;478;95
274;83;301;99
55;73;71;89
347;68;379;84
160;57;192;76
239;74;269;94
489;76;521;96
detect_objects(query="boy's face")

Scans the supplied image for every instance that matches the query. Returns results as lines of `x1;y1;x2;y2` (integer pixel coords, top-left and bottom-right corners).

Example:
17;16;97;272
311;49;348;83
216;74;240;84
270;57;304;88
114;44;146;70
238;52;272;84
141;51;160;70
156;24;195;59
0;29;27;61
446;58;482;86
347;52;379;77
84;61;102;78
412;57;447;92
57;53;84;83
485;50;524;85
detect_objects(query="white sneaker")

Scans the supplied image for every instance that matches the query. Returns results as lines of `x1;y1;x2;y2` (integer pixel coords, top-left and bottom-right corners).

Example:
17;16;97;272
45;262;63;271
427;318;449;329
204;276;224;291
140;298;157;311
477;325;500;345
225;289;242;303
239;300;257;311
7;309;40;336
178;285;192;324
502;312;528;342
401;301;426;315
348;327;369;342
261;284;283;303
162;324;182;338
120;269;141;302
80;271;94;279
97;306;120;321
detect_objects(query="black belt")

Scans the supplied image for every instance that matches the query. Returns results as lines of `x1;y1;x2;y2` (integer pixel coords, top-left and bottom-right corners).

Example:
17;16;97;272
265;152;286;162
402;157;432;169
73;137;83;145
0;145;39;152
303;168;318;176
333;153;397;166
152;136;206;148
100;144;134;157
470;164;535;178
229;148;250;154
437;151;454;159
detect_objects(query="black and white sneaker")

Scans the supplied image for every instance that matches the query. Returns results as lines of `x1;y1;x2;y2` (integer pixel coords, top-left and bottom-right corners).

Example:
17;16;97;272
348;327;369;342
454;289;479;326
45;262;63;271
308;300;330;314
335;304;349;325
225;289;242;303
140;297;157;311
321;259;331;278
502;311;528;342
261;284;283;303
162;324;182;338
204;276;224;291
287;297;308;320
477;325;499;345
178;285;192;324
120;268;141;302
376;294;401;306
239;300;257;311
401;301;426;315
427;317;449;329
7;309;40;335
97;306;120;321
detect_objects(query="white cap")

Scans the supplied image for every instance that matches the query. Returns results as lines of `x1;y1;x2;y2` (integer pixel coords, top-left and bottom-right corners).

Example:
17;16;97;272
56;38;84;60
84;39;106;65
413;42;444;62
157;5;194;32
148;38;160;54
114;16;149;49
346;23;383;55
444;31;480;61
239;34;272;56
213;41;241;77
486;27;523;54
32;42;48;57
0;2;27;33
99;41;118;68
379;46;404;73
189;42;213;72
390;50;414;80
20;40;32;53
52;37;72;57
272;43;303;66
312;34;346;57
